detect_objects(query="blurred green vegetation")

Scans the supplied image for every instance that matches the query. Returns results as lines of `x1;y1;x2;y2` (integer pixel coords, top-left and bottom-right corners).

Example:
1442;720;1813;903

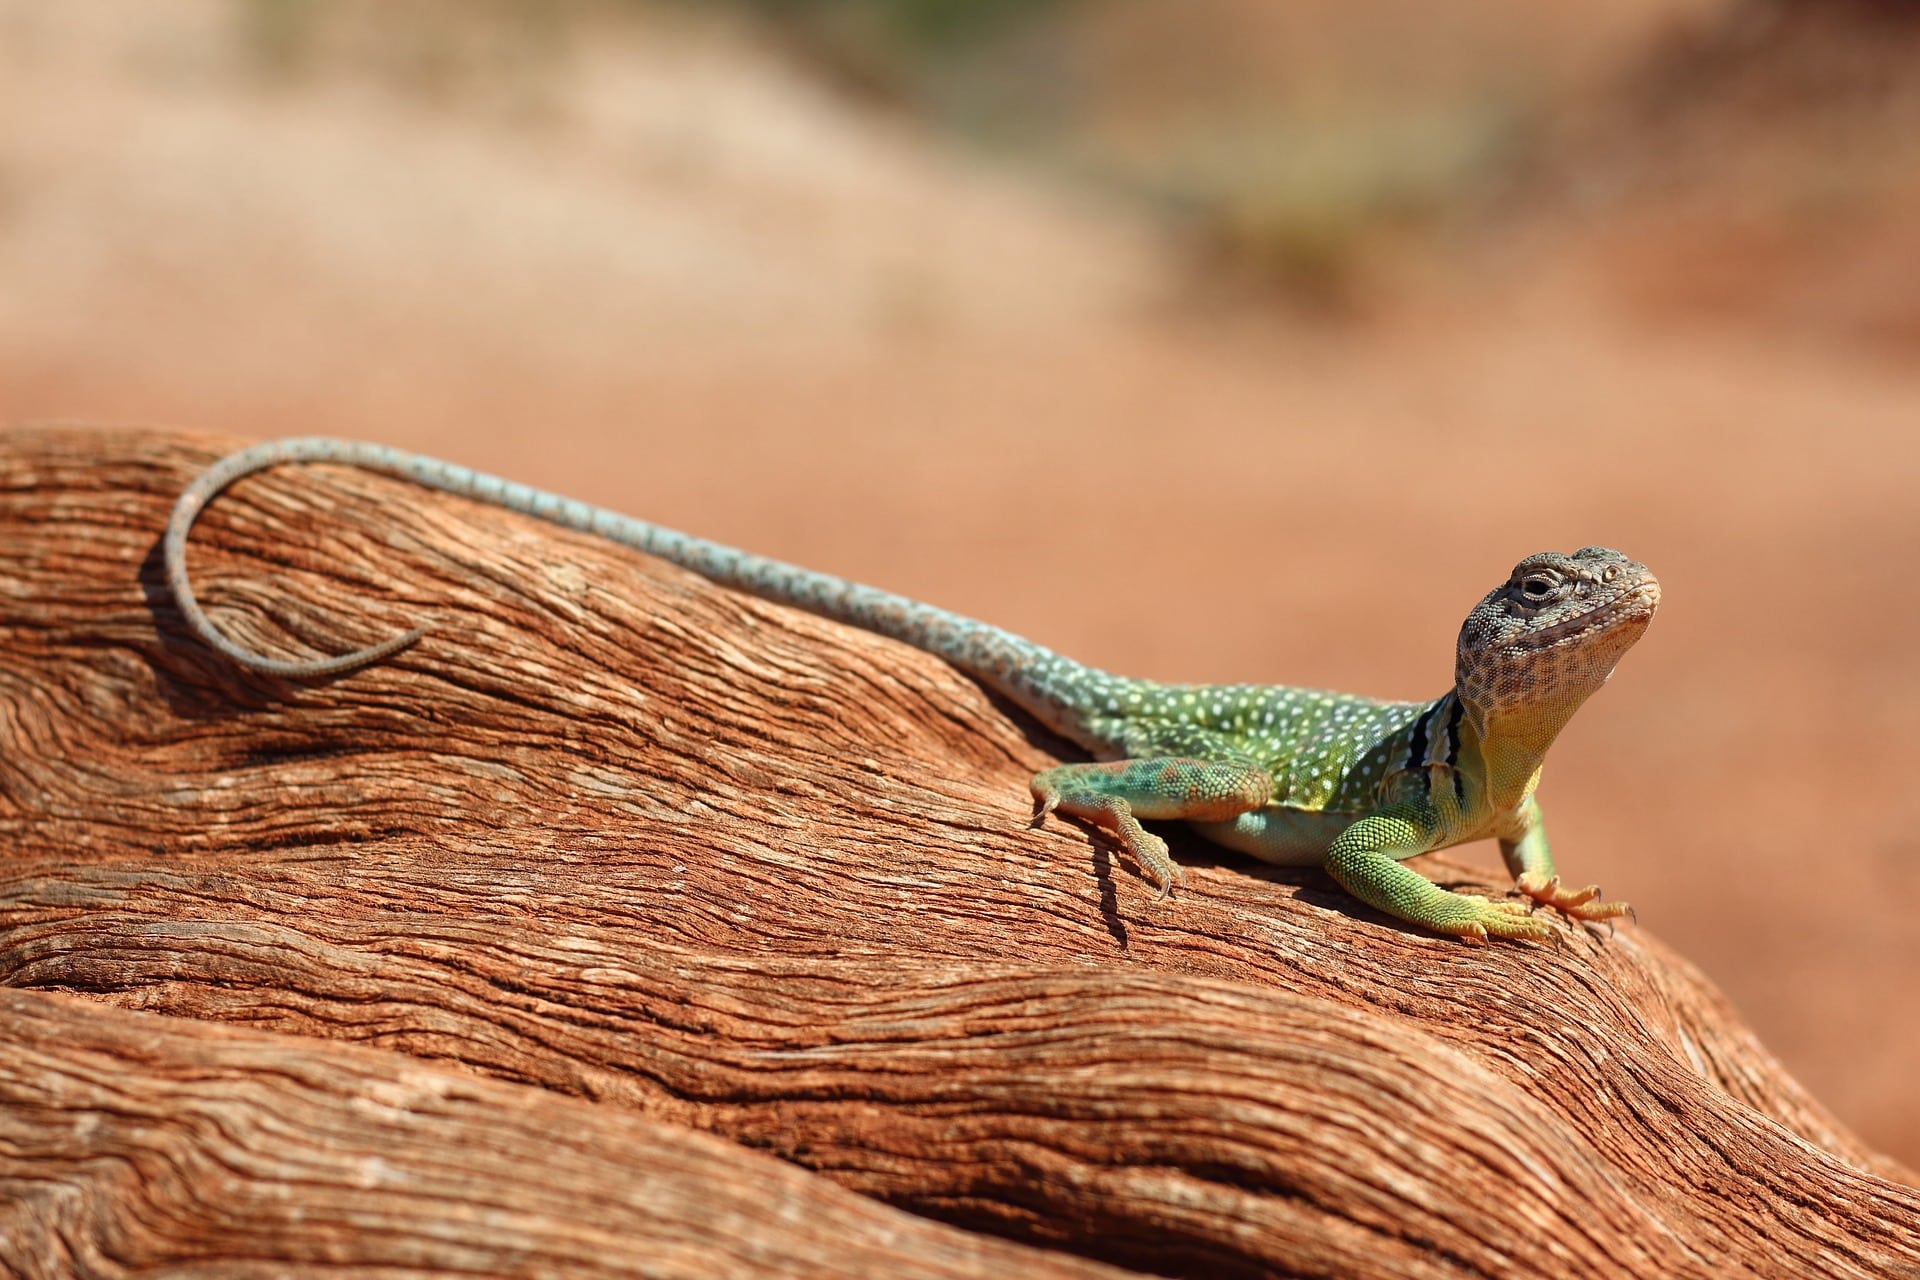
235;0;568;100
686;0;1082;142
691;0;1539;307
231;0;1544;308
711;0;1069;62
1136;104;1532;307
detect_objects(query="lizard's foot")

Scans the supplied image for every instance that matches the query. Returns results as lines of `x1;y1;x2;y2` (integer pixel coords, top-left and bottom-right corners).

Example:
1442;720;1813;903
1438;895;1554;946
1031;760;1240;900
1325;834;1561;945
1028;777;1185;898
1126;827;1185;900
1516;873;1633;923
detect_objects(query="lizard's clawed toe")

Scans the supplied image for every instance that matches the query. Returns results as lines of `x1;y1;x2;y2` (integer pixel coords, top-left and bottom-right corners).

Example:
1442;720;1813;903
1437;895;1554;944
1517;873;1631;924
1133;833;1184;900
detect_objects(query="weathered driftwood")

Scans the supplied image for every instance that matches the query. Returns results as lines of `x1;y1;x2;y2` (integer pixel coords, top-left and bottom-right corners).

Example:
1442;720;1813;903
1;426;1916;1279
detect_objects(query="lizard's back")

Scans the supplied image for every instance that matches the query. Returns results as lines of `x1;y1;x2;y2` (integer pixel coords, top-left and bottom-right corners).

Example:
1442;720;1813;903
1073;681;1433;816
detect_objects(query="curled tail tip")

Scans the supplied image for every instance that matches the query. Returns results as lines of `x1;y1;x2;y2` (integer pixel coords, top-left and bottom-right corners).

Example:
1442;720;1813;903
214;623;429;680
308;624;430;676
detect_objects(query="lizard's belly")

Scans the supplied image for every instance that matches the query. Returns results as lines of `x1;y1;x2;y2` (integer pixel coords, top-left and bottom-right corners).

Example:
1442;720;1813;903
1187;806;1360;867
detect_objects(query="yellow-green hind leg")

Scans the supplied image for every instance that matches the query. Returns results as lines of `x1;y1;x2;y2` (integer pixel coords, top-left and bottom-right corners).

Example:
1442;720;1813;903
1325;810;1552;945
1031;758;1274;897
1499;799;1632;924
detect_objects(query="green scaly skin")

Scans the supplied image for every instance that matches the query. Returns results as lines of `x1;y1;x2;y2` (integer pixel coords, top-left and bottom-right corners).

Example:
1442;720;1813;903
167;439;1660;944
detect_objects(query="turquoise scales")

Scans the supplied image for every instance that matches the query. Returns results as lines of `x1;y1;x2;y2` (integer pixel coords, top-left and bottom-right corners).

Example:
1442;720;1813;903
166;438;1661;943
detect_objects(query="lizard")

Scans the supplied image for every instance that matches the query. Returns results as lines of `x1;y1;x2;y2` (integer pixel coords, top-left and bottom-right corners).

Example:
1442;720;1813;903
165;437;1659;944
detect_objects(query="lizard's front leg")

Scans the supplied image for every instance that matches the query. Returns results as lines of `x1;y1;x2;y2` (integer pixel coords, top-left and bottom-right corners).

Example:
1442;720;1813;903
1325;806;1552;944
1031;759;1274;897
1498;798;1632;923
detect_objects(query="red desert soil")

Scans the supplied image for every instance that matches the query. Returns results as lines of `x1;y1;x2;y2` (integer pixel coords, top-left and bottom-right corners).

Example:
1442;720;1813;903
3;0;1918;1173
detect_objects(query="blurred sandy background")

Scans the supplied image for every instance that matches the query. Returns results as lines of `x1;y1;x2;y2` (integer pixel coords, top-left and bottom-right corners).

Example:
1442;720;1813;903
5;0;1919;1168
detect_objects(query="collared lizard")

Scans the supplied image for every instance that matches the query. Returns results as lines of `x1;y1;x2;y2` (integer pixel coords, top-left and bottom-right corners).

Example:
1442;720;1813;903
165;437;1658;943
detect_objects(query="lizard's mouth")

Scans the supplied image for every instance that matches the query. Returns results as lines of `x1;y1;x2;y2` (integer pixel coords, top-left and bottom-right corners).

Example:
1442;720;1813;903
1511;578;1661;653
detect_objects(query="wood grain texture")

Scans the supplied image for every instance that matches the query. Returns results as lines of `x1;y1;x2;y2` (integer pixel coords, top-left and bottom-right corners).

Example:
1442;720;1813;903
0;988;1129;1279
2;426;1917;1279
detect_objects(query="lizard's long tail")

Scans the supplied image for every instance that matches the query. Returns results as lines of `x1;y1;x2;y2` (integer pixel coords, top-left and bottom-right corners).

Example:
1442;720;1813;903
166;438;1120;747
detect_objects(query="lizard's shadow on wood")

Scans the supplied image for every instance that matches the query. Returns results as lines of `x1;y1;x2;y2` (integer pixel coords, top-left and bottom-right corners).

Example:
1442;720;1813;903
1136;811;1484;944
1077;838;1130;950
1069;821;1437;949
1156;829;1368;927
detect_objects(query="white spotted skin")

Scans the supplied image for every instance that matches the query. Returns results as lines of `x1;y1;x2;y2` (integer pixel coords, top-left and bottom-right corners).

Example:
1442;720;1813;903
1080;684;1433;810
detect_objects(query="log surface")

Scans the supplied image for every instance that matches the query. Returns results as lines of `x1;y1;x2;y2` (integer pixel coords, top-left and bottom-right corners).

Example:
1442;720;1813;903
2;426;1917;1279
0;988;1128;1279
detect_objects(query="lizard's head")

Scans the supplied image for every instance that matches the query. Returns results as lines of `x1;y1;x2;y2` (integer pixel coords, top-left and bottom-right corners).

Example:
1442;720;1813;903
1455;547;1659;734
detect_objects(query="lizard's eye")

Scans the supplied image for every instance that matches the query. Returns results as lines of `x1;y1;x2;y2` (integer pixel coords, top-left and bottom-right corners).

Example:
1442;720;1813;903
1603;564;1619;583
1520;574;1557;601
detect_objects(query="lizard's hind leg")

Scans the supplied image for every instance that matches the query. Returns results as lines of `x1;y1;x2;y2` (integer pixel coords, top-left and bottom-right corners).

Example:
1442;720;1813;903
1031;758;1274;897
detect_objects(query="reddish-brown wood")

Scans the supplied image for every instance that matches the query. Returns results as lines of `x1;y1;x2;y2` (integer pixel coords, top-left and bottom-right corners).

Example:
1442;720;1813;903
0;989;1130;1278
2;426;1917;1278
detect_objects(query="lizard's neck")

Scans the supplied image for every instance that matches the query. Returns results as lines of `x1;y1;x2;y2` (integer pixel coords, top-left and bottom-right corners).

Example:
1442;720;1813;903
1457;690;1589;814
